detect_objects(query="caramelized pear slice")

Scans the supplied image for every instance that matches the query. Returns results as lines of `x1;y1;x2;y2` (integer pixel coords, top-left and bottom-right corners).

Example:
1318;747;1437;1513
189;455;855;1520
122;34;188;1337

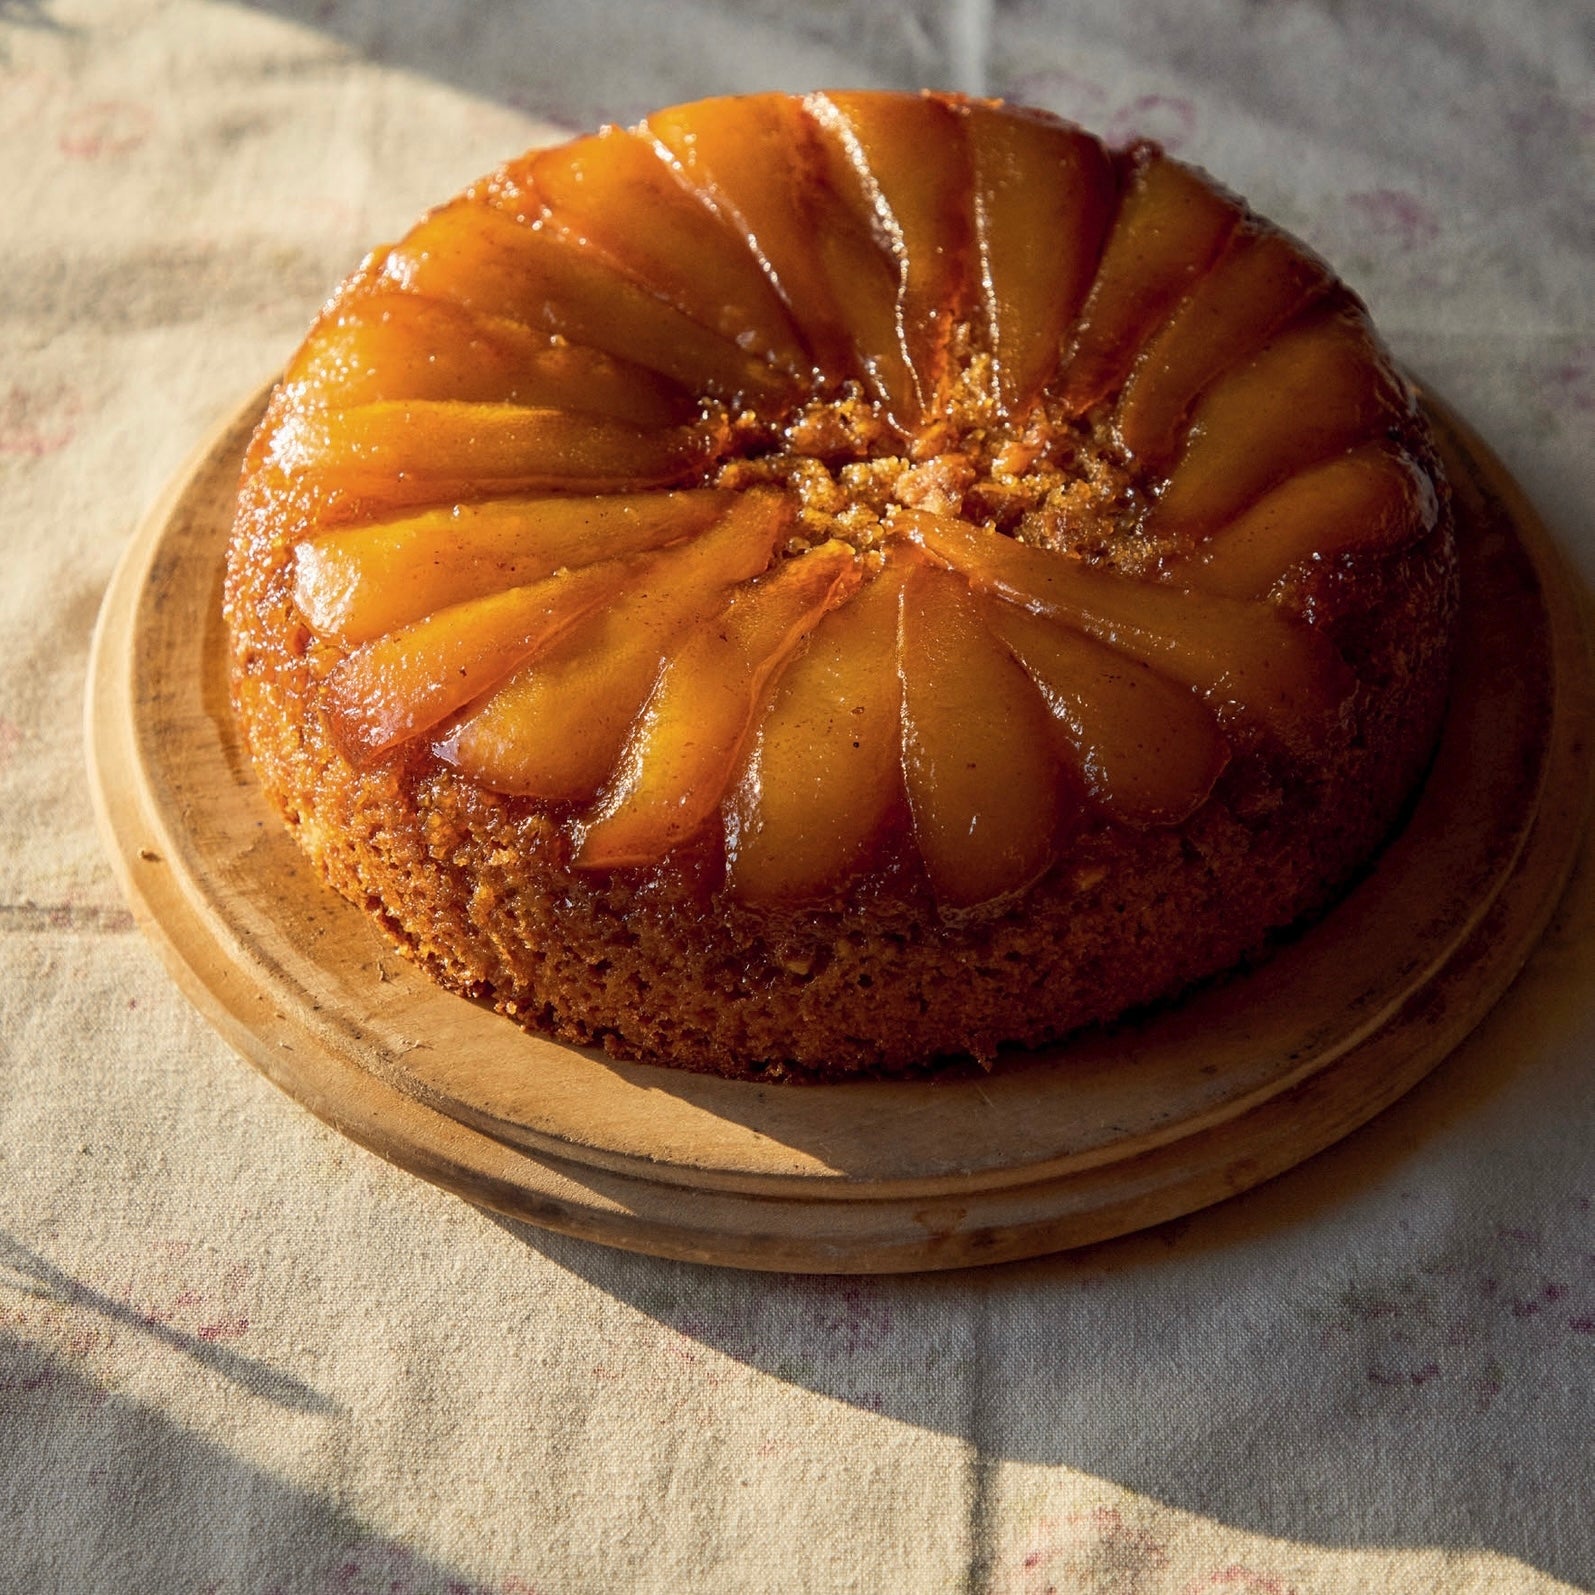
324;556;634;765
1170;442;1437;599
727;559;910;903
645;94;857;380
1143;308;1412;543
1115;223;1332;465
286;291;695;425
266;400;718;514
294;489;733;645
963;100;1115;416
898;564;1067;910
518;125;809;377
810;91;974;418
799;92;928;427
441;490;791;800
1060;147;1241;415
382;198;790;406
903;511;1349;751
982;598;1229;826
574;541;862;870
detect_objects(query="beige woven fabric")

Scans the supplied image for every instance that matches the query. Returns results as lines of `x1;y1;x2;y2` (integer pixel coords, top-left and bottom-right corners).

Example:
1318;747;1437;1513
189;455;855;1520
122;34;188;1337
4;1;1593;1589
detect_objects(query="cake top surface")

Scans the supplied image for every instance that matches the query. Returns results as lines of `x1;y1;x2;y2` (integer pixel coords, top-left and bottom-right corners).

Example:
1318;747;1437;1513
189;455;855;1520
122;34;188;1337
235;90;1444;915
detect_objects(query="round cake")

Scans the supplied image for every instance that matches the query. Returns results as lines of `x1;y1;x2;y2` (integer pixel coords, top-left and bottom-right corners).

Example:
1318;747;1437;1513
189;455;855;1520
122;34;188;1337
225;90;1458;1079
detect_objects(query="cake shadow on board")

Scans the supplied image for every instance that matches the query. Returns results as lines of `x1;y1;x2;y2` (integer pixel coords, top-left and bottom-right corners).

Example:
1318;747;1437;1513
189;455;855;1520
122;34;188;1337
491;821;1595;1591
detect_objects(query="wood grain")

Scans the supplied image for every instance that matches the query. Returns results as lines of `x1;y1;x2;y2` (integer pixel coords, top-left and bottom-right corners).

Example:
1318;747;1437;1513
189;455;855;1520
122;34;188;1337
85;386;1592;1271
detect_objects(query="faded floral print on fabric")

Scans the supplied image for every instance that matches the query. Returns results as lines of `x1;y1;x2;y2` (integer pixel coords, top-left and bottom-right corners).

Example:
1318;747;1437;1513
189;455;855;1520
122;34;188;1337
2;0;1592;1590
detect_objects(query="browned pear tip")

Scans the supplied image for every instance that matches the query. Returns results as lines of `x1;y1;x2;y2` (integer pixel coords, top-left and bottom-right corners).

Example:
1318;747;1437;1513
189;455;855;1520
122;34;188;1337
1144;306;1414;545
980;594;1230;828
726;553;914;905
438;490;793;804
570;539;862;872
1171;442;1435;600
898;562;1067;911
1113;219;1336;467
1057;145;1243;417
524;122;813;383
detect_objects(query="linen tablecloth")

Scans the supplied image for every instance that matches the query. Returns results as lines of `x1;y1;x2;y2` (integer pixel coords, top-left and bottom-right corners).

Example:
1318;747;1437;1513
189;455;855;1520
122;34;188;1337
4;1;1593;1588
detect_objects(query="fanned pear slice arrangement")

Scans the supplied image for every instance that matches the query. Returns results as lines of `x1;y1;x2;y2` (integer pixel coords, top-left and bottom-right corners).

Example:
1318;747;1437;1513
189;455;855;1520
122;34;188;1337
242;87;1446;930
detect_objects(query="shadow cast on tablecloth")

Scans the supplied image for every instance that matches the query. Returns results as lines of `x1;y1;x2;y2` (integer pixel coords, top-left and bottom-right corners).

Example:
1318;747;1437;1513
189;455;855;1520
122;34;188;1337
234;0;962;130
0;0;69;31
0;1231;336;1417
0;1240;489;1588
488;835;1595;1593
0;1330;496;1593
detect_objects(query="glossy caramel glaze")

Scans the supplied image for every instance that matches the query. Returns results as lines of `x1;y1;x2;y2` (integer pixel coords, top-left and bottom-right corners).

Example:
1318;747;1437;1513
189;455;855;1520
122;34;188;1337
226;91;1457;1074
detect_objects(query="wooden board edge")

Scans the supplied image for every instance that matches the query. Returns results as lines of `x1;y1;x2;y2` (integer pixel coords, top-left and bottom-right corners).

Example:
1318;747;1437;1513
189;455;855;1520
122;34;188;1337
83;390;1595;1271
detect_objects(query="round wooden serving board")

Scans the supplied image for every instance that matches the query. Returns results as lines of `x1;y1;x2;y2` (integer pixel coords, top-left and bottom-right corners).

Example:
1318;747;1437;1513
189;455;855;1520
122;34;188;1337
87;388;1592;1273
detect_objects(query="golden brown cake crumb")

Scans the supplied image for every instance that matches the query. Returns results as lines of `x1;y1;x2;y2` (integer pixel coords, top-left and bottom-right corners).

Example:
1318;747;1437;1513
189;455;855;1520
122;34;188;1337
226;91;1457;1077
